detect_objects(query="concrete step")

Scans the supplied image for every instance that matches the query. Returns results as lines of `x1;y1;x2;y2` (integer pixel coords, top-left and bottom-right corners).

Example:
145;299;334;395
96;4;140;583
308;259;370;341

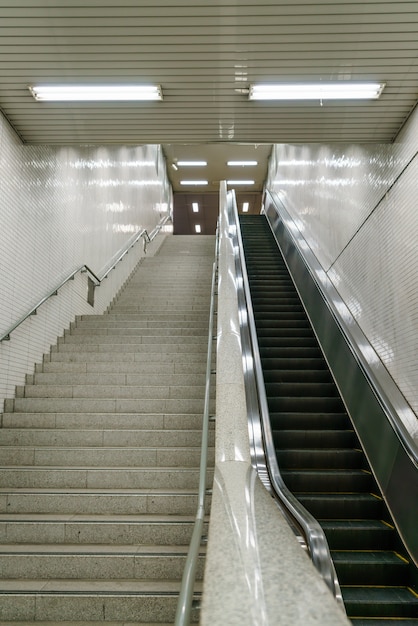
7;397;212;414
50;342;207;353
37;361;209;374
59;334;208;345
18;383;213;400
0;514;208;545
70;326;208;336
0;488;210;515
0;446;214;468
75;319;208;329
0;428;214;448
0;544;206;580
29;372;206;386
44;351;209;364
2;413;210;431
0;580;199;623
0;467;212;489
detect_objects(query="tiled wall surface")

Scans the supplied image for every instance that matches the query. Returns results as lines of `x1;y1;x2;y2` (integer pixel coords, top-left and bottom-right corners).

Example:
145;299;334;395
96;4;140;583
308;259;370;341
266;105;418;419
0;112;171;405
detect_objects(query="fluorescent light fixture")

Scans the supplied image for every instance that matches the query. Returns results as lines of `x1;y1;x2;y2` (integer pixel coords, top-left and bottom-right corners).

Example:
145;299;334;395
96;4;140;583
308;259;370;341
242;202;250;212
227;161;258;166
227;180;255;185
195;225;201;233
249;82;385;101
177;161;207;167
171;163;178;171
192;203;199;213
29;84;163;101
180;180;208;186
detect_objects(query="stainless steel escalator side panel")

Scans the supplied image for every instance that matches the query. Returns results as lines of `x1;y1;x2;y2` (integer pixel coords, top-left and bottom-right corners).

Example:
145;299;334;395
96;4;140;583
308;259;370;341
264;190;418;565
226;190;344;607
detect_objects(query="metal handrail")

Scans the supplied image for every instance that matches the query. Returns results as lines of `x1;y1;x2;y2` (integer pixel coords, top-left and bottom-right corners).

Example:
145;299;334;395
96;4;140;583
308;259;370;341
227;190;344;607
174;228;218;626
0;215;171;343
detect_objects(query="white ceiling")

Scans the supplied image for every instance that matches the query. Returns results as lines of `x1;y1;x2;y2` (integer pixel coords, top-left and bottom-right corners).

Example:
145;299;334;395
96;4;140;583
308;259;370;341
1;0;417;192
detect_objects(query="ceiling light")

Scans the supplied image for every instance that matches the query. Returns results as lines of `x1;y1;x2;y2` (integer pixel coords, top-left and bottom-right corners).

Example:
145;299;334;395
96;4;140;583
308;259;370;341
227;180;255;185
180;180;208;186
248;82;385;100
171;163;178;171
29;84;163;101
195;225;201;233
192;203;199;213
177;161;207;167
227;161;258;166
242;202;250;212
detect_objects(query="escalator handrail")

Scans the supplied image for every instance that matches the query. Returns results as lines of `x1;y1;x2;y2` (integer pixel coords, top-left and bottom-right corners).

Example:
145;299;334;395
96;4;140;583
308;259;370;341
174;227;218;626
227;191;344;607
0;214;171;343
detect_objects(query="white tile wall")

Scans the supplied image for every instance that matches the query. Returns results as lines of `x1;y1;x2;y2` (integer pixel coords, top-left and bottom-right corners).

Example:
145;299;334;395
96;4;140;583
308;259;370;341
266;105;418;420
0;113;171;406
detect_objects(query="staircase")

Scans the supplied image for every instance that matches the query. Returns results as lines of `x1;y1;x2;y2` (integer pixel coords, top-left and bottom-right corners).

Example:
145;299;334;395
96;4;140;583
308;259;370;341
239;215;418;624
0;234;215;625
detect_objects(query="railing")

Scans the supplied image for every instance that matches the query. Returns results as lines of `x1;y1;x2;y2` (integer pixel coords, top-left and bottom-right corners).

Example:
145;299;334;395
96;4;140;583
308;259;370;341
174;228;218;626
0;215;170;343
227;189;344;606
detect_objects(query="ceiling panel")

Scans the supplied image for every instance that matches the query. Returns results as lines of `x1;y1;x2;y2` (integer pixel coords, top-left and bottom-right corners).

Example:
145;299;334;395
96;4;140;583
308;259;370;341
0;0;417;208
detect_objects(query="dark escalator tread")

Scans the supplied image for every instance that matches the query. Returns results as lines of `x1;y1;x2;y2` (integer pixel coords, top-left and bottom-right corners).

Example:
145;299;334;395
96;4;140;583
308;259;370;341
265;381;340;398
281;469;374;492
270;411;351;430
276;447;365;469
333;551;410;586
267;395;345;412
297;493;386;520
351;617;418;626
320;520;396;550
261;357;328;370
342;586;418;618
260;346;324;359
263;369;333;383
274;428;357;448
258;336;318;348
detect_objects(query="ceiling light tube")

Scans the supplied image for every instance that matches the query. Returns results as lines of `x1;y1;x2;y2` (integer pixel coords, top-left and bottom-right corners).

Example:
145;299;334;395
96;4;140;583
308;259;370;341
242;202;250;212
180;180;208;186
177;161;207;167
227;180;255;185
227;161;258;166
195;225;201;233
29;84;163;101
249;82;385;101
192;203;199;213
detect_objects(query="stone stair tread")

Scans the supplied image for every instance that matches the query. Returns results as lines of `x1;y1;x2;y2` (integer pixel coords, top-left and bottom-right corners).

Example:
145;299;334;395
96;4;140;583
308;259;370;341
0;487;201;494
0;513;203;522
0;543;205;555
0;578;202;593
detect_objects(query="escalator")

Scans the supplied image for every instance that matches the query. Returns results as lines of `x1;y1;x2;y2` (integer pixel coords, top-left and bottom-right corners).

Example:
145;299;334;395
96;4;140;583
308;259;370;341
239;213;418;624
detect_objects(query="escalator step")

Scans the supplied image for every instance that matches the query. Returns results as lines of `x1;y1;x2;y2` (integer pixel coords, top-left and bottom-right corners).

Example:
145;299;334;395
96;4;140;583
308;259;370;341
261;357;328;371
320;520;396;550
267;395;345;412
263;369;333;383
281;469;373;492
260;346;323;359
256;327;315;339
342;586;418;618
276;447;364;469
269;411;351;430
297;493;385;519
274;428;357;447
265;381;340;398
333;551;410;586
264;369;332;384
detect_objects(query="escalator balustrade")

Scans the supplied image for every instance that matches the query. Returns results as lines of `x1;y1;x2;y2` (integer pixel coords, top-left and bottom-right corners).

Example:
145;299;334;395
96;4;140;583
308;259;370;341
239;214;418;624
